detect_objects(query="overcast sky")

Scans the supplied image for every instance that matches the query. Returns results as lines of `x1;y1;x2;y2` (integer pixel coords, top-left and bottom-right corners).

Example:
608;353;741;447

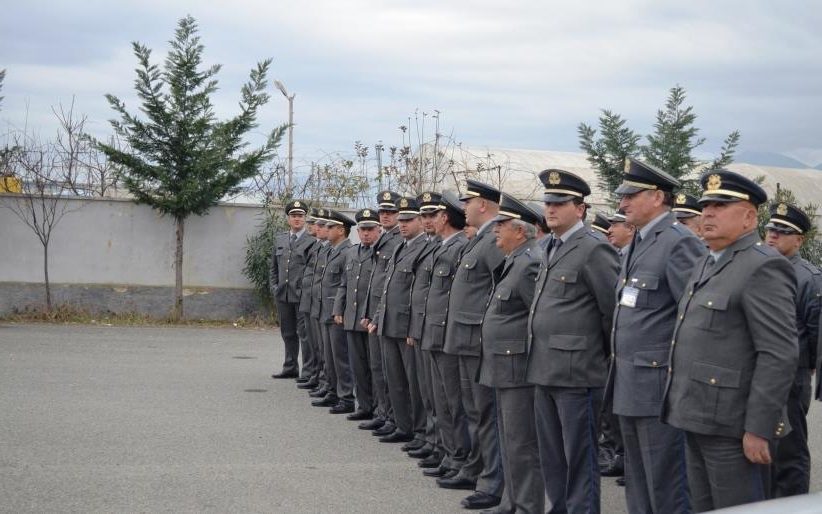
2;0;822;172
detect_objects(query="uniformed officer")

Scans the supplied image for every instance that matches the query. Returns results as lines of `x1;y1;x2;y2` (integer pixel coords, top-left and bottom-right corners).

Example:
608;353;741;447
369;196;429;444
662;170;798;512
297;209;322;390
527;170;619;514
360;191;402;434
672;192;703;237
607;157;706;514
438;180;505;512
308;211;333;402
407;192;444;459
315;210;356;414
270;200;316;380
606;209;634;255
333;208;381;421
765;202;821;497
420;191;471;479
600;207;632;483
479;193;545;514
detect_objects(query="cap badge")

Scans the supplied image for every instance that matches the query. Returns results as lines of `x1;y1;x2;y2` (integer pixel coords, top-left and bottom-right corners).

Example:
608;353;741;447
676;193;687;205
548;171;561;185
363;209;371;218
382;192;392;201
776;203;788;216
399;198;409;208
422;192;432;202
624;159;632;173
318;209;325;216
707;174;722;191
294;201;301;207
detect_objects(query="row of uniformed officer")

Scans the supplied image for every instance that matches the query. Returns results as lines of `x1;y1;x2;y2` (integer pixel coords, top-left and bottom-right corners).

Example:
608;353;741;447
269;161;819;513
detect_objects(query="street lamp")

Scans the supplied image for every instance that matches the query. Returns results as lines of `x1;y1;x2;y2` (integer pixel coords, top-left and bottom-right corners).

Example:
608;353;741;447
273;80;295;195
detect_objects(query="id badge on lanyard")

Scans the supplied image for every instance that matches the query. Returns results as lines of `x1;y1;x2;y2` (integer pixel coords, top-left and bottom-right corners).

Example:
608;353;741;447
620;278;640;308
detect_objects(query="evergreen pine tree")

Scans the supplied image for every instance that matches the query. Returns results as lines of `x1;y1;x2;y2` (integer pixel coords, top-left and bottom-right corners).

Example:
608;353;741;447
577;110;640;202
97;16;285;320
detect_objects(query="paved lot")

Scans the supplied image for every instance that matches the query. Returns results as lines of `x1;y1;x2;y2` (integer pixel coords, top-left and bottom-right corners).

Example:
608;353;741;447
1;323;821;513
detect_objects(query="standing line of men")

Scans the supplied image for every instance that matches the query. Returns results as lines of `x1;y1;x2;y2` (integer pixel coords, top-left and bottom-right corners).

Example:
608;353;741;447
268;159;821;513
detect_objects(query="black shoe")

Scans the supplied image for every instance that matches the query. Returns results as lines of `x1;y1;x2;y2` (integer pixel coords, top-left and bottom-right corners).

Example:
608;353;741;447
436;476;476;490
346;410;372;421
329;402;355;414
616;476;626;487
372;424;396;436
311;396;338;407
271;370;298;379
379;431;414;443
417;452;443;468
440;468;459;479
460;491;501;510
407;446;434;459
296;375;311;384
359;418;385;430
308;387;328;398
422;465;452;477
297;380;319;390
601;454;625;477
401;440;427;452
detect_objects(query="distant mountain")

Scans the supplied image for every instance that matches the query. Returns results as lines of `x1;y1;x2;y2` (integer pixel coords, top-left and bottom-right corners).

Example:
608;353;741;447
735;151;810;169
815;163;822;171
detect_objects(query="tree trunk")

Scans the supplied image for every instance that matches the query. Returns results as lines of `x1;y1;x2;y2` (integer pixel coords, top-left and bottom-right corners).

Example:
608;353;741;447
43;243;52;313
171;215;185;321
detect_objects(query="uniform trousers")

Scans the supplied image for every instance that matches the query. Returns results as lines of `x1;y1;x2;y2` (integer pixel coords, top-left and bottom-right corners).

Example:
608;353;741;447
430;350;470;471
497;386;544;514
276;300;302;375
309;316;326;388
321;322;354;403
772;368;812;497
619;415;691;514
535;386;602;514
346;330;373;412
368;332;392;422
458;354;504;497
686;431;770;512
414;344;438;447
382;336;424;437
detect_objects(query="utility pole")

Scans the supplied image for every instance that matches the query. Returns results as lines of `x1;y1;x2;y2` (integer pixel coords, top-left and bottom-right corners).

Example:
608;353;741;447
274;80;295;196
375;141;384;191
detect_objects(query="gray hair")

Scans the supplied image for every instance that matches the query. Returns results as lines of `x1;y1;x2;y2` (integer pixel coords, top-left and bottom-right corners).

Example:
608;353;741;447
512;219;536;240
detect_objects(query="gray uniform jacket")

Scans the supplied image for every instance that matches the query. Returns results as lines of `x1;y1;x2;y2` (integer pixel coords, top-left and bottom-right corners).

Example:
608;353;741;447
788;254;821;371
320;239;352;324
478;239;540;388
333;243;375;332
309;242;331;319
365;226;401;319
421;232;469;352
662;231;798;440
374;234;428;339
298;241;320;314
270;231;316;303
607;212;706;417
526;227;619;388
443;222;505;357
409;237;441;342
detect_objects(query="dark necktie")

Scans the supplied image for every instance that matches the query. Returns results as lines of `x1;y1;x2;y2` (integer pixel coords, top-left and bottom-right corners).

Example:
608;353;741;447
548;237;563;264
290;233;297;246
698;254;716;282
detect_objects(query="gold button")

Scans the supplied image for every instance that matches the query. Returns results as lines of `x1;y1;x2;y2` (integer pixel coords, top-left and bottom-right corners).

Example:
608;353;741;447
506;350;511;354
689;290;693;296
779;422;785;427
707;301;713;306
561;276;565;281
641;283;646;287
668;367;672;373
652;361;658;366
679;315;684;320
709;378;717;385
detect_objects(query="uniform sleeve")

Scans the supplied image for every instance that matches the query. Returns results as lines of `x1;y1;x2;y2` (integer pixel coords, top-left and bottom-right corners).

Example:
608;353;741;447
742;255;799;439
798;271;821;368
665;234;706;302
582;241;620;351
269;235;280;296
333;250;350;317
516;253;540;308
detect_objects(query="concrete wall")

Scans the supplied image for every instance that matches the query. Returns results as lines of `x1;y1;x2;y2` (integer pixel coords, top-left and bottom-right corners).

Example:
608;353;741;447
0;195;356;319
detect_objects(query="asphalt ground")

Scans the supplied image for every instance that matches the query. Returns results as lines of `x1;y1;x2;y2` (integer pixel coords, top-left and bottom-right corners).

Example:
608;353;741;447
1;323;821;513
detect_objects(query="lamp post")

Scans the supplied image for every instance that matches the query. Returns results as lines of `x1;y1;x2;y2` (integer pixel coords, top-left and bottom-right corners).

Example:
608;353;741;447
273;80;295;195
